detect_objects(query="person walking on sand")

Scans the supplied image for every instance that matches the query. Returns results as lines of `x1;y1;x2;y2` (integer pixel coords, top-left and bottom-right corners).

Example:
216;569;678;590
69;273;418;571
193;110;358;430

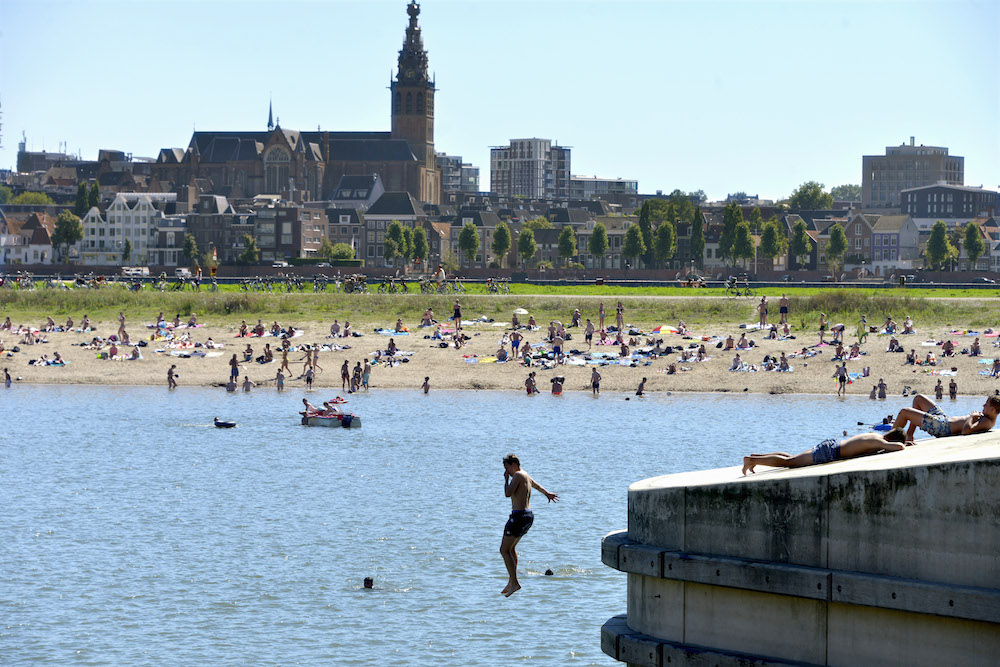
598;302;606;329
500;453;558;597
305;366;315;390
312;346;323;374
341;360;350;390
585;318;595;350
758;296;768;327
422;376;430;394
818;313;827;344
591;367;601;395
834;361;848;396
167;365;178;390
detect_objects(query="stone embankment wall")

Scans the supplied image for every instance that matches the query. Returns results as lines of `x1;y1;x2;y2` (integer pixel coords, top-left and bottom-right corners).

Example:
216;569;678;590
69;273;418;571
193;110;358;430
601;433;1000;666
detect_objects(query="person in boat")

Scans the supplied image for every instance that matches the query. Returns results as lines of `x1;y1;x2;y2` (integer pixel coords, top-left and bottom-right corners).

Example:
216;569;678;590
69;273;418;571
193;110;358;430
301;398;320;416
322;401;344;417
742;429;908;475
500;453;559;597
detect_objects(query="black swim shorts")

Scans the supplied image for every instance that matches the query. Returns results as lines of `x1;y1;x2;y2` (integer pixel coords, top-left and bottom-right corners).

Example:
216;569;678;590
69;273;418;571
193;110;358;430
504;510;534;538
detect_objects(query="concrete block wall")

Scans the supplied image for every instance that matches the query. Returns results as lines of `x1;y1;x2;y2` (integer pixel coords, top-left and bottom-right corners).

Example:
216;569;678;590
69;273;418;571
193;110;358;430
602;433;1000;666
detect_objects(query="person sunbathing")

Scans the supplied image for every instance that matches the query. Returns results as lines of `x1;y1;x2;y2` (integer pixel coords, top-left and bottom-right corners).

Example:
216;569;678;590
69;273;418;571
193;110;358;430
729;353;743;371
892;394;1000;441
497;346;509;362
941;340;955;356
697;345;708;361
238;321;248;337
742;429;907;475
848;342;861;359
970;338;981;357
888;336;900;352
736;334;751;349
724;335;735;350
779;353;790;371
924;351;937;366
902;316;914;334
395;318;406;333
905;349;916;365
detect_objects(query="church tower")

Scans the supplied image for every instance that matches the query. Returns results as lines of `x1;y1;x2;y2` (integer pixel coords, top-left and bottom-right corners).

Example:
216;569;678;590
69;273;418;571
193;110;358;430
391;1;439;202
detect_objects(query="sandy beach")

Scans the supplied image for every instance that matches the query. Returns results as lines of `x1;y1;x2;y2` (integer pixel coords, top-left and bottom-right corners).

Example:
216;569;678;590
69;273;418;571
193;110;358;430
3;306;999;400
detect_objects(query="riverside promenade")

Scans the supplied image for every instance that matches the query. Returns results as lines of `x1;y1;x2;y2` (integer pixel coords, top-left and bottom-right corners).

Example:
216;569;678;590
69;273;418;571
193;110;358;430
601;432;1000;666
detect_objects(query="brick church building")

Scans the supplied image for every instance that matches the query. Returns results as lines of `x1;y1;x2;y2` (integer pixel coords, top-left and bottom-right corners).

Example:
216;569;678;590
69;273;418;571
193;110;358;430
151;1;440;204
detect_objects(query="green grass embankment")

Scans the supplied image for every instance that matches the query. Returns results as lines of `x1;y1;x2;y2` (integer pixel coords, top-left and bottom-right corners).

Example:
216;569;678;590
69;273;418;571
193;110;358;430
1;288;997;331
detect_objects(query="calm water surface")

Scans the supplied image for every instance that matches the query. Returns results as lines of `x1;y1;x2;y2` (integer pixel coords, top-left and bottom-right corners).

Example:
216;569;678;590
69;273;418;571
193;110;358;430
1;386;988;665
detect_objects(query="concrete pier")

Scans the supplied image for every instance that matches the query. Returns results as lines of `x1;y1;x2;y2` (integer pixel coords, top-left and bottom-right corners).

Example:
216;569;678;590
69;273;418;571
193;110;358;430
601;432;1000;666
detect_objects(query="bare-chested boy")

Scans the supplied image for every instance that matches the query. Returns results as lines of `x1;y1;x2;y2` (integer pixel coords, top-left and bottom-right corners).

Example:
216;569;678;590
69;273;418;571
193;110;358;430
742;429;907;475
892;394;999;442
500;454;558;597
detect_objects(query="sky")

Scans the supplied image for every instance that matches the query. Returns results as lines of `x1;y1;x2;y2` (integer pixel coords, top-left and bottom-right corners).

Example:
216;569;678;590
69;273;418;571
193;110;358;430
0;0;997;201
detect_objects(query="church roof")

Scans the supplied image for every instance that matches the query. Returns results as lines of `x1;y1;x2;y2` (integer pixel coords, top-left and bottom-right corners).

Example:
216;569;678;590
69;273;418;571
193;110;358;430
327;140;417;162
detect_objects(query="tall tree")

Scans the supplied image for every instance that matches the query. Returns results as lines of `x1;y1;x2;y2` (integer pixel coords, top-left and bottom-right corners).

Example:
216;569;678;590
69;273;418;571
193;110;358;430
238;234;260;264
689;207;705;269
401;227;414;263
623;224;646;269
317;237;336;259
652;219;676;267
719;202;742;264
637;201;653;269
88;183;100;208
557;226;577;267
964;222;986;267
458;222;481;266
517;228;537;266
789;219;813;269
925;220;953;270
74;182;89;217
588;222;609;269
182;233;199;266
829;184;862;201
947;226;963;267
733;220;755;268
749;207;764;234
825;223;848;280
0;185;12;204
10;191;55;205
386;220;408;267
411;226;429;264
787;181;833;210
759;216;788;265
122;238;132;263
491;221;512;268
51;210;84;263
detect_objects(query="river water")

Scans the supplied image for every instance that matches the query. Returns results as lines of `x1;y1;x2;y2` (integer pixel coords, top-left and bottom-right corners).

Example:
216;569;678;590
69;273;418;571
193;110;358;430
1;386;989;664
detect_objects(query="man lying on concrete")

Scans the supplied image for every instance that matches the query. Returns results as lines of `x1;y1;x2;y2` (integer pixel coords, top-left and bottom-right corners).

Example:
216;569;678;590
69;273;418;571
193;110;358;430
742;429;907;475
892;394;1000;443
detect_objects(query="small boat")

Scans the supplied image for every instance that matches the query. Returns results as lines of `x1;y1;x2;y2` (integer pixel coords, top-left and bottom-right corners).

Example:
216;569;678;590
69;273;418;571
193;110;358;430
214;417;237;428
302;413;362;429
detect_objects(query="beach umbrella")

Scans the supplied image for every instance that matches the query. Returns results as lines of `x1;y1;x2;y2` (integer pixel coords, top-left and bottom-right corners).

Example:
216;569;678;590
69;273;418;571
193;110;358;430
651;325;678;334
513;308;529;315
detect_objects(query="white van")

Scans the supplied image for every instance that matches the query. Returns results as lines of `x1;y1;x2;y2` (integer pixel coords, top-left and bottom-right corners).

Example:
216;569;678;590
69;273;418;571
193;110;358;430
122;266;150;277
175;267;193;278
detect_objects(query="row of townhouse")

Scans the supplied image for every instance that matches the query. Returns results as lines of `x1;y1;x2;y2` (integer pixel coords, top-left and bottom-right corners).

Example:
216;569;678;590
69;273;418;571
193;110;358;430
0;211;56;265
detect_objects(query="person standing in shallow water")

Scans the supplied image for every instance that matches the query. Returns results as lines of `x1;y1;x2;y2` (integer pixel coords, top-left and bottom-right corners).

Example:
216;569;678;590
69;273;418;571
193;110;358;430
500;453;558;597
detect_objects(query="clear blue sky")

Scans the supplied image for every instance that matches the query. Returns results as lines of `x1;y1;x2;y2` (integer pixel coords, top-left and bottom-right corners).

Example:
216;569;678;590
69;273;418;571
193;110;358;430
1;0;997;201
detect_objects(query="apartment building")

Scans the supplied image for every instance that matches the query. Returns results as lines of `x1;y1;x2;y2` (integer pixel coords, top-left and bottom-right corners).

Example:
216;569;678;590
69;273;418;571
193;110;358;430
862;137;963;208
490;138;570;199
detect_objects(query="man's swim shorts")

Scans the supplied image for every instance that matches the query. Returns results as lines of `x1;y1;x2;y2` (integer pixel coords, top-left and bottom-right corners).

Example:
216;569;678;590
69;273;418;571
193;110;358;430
811;438;841;464
504;510;534;538
921;405;951;437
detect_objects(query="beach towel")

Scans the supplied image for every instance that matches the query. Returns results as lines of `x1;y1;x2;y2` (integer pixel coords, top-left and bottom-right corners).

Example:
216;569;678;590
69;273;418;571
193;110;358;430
377;329;409;336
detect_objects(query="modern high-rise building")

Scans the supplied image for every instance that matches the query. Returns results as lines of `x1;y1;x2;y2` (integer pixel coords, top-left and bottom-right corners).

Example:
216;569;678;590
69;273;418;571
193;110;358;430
862;137;963;209
490;138;571;199
436;152;480;193
569;175;638;200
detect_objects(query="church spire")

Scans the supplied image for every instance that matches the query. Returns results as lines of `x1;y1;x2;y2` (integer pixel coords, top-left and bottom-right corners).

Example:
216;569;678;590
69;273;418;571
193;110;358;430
267;98;274;131
396;1;431;87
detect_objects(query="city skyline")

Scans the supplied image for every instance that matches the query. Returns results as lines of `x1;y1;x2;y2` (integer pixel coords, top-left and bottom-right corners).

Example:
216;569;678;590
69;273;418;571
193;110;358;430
1;0;997;202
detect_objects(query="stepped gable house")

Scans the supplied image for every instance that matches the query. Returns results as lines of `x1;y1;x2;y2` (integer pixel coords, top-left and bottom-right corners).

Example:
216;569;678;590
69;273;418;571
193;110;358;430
151;2;440;205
